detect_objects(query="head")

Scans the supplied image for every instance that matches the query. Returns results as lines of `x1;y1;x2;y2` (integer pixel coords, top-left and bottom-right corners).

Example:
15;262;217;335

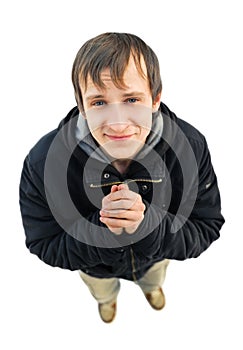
72;32;162;160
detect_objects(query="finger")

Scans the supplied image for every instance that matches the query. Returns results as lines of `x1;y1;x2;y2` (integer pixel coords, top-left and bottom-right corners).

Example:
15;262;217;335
111;185;119;193
101;199;145;214
100;216;143;228
102;186;119;207
117;183;129;191
103;195;145;211
100;209;143;221
106;189;137;202
110;228;123;235
102;199;134;211
100;219;123;235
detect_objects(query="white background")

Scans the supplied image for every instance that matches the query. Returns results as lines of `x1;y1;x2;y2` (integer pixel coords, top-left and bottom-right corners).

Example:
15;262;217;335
1;0;242;349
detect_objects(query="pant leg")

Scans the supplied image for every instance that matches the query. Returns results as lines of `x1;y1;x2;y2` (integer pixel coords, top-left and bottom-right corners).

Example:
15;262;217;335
79;270;120;304
136;259;170;293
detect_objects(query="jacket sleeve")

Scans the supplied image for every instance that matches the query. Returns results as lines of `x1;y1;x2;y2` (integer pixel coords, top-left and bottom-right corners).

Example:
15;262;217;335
19;157;115;270
134;137;225;260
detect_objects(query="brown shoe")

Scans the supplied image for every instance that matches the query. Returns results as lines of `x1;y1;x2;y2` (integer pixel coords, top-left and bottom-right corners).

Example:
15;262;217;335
98;301;117;323
145;287;165;310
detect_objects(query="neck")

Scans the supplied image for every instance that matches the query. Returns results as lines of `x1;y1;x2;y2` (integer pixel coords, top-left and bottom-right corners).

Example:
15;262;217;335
112;159;131;174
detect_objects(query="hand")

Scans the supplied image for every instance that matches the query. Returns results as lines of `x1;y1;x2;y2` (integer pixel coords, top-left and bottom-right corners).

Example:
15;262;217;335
99;183;145;235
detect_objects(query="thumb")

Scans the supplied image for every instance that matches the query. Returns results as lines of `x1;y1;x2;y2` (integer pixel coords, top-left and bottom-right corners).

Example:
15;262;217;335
118;183;129;191
111;185;119;193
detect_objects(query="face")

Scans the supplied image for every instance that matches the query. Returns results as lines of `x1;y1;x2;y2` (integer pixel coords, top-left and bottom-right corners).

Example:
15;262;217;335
80;56;161;160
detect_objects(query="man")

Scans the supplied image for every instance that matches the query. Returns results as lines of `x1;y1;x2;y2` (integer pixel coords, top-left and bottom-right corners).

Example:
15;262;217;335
19;32;225;323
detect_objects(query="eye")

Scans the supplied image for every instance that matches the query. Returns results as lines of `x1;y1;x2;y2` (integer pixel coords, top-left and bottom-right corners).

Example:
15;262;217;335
126;98;138;104
92;101;105;107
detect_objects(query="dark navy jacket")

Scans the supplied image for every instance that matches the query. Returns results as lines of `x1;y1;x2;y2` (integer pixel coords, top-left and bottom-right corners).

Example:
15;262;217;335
19;103;225;281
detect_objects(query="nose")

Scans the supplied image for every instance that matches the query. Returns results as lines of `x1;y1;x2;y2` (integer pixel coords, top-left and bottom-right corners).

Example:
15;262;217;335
106;103;129;132
108;122;129;134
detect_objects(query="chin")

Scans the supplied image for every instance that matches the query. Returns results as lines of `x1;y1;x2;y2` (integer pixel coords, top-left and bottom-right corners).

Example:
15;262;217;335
103;147;138;160
102;139;145;160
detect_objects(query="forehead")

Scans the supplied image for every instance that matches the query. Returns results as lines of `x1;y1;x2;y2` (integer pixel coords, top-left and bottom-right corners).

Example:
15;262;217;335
81;56;149;93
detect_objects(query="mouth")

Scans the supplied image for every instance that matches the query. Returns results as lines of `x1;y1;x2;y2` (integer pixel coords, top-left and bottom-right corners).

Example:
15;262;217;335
105;134;134;141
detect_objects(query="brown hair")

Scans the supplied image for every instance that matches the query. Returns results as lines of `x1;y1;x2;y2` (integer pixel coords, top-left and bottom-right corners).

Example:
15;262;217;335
71;32;162;112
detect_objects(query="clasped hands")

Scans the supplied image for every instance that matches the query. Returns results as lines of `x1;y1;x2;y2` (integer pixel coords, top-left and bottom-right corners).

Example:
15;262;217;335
99;183;146;235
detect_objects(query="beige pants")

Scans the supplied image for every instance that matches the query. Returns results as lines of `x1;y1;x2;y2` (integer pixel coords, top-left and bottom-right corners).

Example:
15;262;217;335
79;259;169;304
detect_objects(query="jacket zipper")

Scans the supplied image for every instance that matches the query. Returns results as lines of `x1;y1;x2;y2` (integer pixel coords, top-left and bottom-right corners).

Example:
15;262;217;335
130;245;137;282
90;178;162;188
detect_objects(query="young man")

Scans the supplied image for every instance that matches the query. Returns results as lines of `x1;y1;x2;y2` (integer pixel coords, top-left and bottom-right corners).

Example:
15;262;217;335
19;32;225;323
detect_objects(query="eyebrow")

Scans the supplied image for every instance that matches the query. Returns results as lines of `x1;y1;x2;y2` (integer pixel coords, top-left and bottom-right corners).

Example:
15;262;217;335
85;91;146;101
86;94;105;102
122;91;146;98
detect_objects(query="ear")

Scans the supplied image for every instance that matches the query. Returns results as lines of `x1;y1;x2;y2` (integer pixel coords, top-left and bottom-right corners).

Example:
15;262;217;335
152;92;162;112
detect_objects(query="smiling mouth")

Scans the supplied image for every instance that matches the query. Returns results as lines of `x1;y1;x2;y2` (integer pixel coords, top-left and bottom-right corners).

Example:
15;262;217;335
106;134;134;141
